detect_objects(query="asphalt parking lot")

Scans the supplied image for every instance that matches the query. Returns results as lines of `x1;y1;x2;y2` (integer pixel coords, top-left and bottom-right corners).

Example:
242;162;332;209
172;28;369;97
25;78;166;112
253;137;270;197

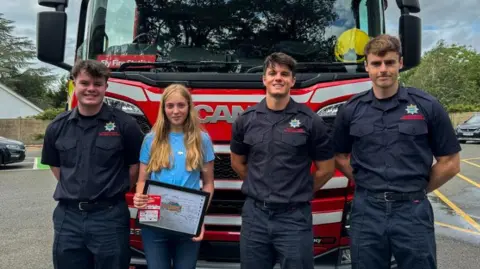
1;145;479;269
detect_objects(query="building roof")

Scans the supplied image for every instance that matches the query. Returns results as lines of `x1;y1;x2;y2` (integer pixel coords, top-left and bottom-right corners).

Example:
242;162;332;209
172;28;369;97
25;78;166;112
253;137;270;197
0;82;44;113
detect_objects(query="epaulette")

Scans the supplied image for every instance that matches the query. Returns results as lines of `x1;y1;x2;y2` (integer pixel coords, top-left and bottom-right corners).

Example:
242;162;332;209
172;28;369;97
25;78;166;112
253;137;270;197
241;104;257;115
404;87;435;102
345;89;370;105
50;110;71;124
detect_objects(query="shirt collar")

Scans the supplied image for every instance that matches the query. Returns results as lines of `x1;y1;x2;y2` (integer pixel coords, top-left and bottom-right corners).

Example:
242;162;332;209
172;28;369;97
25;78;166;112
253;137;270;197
68;103;112;121
359;86;409;103
256;97;298;114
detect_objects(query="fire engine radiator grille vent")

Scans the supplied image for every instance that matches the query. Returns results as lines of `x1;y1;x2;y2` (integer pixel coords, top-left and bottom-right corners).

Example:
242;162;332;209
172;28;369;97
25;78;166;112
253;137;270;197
214;154;239;179
131;115;152;134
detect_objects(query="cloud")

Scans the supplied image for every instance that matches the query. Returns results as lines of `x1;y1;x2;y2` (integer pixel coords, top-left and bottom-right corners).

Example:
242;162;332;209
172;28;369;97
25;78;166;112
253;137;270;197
384;0;480;53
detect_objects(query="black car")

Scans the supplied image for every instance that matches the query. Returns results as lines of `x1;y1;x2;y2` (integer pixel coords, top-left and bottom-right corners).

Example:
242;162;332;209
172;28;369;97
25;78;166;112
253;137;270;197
0;136;26;165
455;113;480;143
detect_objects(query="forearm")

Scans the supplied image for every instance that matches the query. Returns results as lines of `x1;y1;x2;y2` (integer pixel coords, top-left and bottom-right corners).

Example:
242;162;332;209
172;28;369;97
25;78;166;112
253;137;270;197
232;163;248;180
335;156;354;182
202;182;214;207
313;169;334;190
49;167;60;181
427;161;460;193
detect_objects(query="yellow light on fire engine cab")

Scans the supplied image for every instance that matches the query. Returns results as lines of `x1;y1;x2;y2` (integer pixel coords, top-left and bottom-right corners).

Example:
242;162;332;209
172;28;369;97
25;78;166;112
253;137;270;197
334;28;370;63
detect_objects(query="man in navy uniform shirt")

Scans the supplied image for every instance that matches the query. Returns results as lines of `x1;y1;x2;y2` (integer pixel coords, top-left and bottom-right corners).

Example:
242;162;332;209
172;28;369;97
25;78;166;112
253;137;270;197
333;34;461;269
41;60;144;269
230;52;335;269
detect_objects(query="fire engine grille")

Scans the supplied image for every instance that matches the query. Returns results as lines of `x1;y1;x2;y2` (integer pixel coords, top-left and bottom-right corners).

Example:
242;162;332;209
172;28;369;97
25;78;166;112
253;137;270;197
131;115;152;134
213;154;239;179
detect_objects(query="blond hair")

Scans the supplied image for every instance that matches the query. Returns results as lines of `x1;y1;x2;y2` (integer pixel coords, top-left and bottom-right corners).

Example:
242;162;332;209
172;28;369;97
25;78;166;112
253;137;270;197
146;84;204;173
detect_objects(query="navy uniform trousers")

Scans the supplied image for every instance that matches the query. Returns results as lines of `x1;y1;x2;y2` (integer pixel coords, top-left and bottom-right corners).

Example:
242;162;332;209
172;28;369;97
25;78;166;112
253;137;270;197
350;188;436;269
52;199;131;269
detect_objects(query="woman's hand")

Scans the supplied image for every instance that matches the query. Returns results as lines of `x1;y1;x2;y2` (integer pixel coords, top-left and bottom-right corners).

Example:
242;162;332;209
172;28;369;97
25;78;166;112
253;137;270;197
133;193;151;209
192;224;205;242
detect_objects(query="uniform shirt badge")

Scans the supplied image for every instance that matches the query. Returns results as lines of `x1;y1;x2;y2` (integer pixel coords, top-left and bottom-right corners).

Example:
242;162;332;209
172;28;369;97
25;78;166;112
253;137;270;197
289;118;301;128
405;104;419;115
105;121;116;131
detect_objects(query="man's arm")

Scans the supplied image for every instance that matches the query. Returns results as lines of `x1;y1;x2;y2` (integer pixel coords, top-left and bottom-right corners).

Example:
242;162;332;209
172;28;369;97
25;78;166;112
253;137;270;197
309;115;335;191
230;116;248;180
332;105;354;182
426;100;462;192
41;123;61;180
427;153;460;192
123;118;145;189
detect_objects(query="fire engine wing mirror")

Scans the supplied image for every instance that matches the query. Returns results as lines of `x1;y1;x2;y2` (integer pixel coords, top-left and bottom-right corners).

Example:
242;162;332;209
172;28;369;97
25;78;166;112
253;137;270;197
396;0;421;71
37;0;72;71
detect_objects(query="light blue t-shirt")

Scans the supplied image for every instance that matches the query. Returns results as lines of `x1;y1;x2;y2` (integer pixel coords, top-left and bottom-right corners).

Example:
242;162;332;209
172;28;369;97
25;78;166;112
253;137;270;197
139;131;215;190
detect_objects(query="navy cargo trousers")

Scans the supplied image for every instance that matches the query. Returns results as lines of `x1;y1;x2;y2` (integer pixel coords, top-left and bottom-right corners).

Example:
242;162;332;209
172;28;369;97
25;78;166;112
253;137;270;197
240;197;314;269
52;199;131;269
350;188;437;269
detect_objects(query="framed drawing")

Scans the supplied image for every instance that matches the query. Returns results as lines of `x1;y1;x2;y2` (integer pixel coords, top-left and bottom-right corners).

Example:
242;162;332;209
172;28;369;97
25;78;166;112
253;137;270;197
136;180;210;237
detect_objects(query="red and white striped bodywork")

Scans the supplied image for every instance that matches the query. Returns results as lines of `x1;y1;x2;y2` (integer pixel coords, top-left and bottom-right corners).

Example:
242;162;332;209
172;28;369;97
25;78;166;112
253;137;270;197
71;77;373;260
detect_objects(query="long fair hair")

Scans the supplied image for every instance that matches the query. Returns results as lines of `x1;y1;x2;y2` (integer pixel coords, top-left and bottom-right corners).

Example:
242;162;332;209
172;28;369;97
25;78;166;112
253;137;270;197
146;84;204;173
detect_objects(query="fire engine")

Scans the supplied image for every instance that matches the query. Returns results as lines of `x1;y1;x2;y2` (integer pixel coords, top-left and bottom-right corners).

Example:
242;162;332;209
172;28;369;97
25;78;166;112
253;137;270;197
36;0;421;268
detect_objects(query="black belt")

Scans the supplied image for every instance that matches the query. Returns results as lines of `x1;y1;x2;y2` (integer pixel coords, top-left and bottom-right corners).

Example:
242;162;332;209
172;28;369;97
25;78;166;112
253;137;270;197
367;190;426;201
60;198;123;212
252;198;308;210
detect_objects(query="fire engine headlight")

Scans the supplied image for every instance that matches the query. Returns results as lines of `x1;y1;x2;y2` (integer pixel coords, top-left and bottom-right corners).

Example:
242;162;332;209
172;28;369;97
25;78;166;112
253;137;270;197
104;97;144;116
316;102;346;117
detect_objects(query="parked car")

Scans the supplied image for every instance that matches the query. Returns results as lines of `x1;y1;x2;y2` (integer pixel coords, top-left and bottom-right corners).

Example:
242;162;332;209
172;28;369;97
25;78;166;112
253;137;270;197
455;113;480;143
0;136;26;165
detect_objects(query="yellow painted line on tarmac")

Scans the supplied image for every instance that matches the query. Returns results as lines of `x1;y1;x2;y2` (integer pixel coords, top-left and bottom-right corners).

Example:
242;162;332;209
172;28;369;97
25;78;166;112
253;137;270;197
433;190;480;233
435;221;480;236
456;172;480;188
461;157;480;161
462;159;480;169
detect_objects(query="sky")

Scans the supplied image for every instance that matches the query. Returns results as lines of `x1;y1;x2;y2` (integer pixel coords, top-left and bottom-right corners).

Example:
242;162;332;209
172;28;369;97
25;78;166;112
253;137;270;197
2;0;480;77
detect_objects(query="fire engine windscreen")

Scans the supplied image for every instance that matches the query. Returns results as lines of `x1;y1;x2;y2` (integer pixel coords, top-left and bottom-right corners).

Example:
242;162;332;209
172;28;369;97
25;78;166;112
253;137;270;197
78;0;386;72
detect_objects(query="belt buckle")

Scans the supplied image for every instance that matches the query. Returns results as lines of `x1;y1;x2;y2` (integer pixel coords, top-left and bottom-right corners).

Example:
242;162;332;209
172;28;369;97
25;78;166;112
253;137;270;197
78;202;88;211
384;192;395;202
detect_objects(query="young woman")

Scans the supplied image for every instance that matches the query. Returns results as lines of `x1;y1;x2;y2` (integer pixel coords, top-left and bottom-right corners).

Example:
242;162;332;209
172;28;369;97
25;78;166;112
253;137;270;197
133;83;215;269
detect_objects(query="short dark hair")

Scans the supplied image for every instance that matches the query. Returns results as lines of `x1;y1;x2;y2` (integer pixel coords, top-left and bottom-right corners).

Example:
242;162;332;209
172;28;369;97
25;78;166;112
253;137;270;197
71;59;110;82
263;52;297;76
364;34;402;60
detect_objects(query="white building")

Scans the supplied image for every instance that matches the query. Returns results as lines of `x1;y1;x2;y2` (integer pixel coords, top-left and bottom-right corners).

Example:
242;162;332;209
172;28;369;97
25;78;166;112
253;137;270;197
0;82;44;119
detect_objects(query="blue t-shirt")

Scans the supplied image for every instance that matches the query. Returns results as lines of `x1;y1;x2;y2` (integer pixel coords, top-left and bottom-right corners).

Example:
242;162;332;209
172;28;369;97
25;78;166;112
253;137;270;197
139;131;215;190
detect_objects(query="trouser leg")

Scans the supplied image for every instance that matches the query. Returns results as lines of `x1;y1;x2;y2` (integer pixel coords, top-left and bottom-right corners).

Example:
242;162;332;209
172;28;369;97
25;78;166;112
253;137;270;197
52;203;94;269
390;198;437;269
350;193;391;269
240;198;276;269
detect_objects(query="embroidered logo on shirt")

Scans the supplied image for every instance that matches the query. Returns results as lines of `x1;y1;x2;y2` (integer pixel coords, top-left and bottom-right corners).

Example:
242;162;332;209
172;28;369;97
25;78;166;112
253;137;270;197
405;104;419;115
105;121;116;131
289;118;301;128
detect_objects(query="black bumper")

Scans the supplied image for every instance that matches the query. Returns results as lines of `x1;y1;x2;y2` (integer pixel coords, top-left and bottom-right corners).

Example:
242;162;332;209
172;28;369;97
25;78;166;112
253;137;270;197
0;148;26;164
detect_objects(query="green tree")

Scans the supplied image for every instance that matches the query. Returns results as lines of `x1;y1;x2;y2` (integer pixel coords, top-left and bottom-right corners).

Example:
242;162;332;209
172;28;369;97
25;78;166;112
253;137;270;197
0;13;57;109
402;40;480;111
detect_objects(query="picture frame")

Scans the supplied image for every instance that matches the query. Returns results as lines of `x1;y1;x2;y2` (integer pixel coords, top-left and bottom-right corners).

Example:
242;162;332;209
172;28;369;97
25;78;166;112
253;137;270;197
136;180;210;237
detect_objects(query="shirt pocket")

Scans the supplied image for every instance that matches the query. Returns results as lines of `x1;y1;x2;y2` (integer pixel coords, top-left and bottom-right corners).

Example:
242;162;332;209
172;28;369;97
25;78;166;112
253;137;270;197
55;138;78;168
243;133;266;161
349;124;376;153
94;137;124;168
397;122;429;156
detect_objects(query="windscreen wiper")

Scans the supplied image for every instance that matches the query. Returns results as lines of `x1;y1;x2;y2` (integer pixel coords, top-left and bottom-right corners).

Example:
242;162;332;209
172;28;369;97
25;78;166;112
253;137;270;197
245;62;363;73
118;60;244;72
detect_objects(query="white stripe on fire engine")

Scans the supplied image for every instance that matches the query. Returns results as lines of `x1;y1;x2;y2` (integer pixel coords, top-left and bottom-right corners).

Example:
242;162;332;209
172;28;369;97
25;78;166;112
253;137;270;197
128;208;343;225
310;80;372;103
107;82;148;101
197;177;348;190
144;90;313;103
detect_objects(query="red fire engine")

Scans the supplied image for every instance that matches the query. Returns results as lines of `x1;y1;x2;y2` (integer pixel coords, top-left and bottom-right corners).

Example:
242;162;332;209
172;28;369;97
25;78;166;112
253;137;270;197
36;0;421;267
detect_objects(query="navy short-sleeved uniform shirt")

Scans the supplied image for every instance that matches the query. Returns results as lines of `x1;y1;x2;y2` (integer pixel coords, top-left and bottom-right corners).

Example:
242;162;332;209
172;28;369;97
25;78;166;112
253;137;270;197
230;98;334;204
333;86;461;193
41;104;145;201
